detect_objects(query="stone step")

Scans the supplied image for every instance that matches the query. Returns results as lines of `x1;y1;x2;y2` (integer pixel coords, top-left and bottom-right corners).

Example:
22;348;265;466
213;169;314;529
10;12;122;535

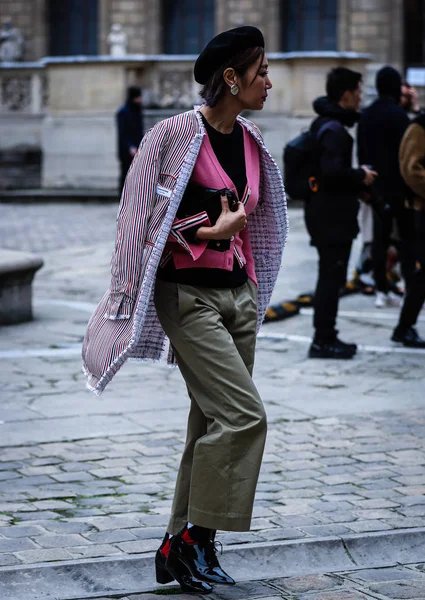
0;249;43;324
0;527;424;600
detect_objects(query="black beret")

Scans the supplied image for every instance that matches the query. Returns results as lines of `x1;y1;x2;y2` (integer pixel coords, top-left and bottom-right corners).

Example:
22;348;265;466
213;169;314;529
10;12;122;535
194;26;265;85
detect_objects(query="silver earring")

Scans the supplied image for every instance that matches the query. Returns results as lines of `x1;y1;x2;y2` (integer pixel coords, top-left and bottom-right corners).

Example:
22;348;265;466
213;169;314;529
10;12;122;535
230;83;239;96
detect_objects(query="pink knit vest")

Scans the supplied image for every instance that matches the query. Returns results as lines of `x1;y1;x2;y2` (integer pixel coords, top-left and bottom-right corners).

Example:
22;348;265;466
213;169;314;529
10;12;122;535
171;124;260;283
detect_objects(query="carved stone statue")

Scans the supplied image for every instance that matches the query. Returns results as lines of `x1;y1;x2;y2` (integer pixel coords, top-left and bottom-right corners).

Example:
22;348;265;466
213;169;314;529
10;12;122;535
107;24;127;57
0;18;24;62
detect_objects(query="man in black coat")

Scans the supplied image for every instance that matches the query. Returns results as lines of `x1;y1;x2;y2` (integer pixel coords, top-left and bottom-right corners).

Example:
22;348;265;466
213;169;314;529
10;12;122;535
357;66;414;308
116;86;144;194
306;67;377;359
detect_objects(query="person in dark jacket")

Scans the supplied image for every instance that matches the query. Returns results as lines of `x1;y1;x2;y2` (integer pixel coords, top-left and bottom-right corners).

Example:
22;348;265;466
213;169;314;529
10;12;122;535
357;66;414;308
116;86;144;194
306;67;377;359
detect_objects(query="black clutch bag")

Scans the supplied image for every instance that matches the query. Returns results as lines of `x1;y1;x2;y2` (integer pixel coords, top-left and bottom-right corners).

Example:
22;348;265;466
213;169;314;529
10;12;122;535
177;181;238;225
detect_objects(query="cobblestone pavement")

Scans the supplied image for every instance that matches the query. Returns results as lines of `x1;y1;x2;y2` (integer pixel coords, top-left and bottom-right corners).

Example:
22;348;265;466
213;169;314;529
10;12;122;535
0;411;425;568
0;202;118;253
1;203;425;598
71;565;425;599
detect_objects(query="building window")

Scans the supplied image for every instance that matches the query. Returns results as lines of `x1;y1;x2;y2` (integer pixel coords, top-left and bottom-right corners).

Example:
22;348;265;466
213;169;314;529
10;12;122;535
282;0;337;52
162;0;215;54
48;0;99;56
404;0;425;66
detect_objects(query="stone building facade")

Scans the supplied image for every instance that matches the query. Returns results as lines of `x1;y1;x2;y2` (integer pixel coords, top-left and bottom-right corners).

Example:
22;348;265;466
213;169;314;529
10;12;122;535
338;0;404;69
0;0;423;190
0;0;419;72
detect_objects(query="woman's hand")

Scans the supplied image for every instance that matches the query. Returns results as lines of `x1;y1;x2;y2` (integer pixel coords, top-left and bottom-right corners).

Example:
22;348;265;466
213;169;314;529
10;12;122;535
196;194;247;241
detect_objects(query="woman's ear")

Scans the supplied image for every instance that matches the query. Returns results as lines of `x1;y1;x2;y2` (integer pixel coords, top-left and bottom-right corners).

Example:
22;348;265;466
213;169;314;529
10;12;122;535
223;67;237;88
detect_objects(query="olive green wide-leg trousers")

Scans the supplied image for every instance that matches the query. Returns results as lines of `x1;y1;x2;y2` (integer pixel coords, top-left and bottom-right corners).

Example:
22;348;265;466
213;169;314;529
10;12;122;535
154;278;267;534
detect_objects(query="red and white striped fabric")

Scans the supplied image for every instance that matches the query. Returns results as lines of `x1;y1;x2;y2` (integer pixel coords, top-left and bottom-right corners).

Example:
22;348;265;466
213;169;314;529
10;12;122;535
82;107;288;395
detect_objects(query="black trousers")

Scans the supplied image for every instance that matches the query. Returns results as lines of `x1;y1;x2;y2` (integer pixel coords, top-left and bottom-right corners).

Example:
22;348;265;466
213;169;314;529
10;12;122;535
372;200;416;293
398;211;425;330
119;159;132;196
313;243;352;342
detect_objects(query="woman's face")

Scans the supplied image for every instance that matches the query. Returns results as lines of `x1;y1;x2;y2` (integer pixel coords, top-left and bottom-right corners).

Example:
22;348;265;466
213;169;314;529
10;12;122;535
237;54;272;111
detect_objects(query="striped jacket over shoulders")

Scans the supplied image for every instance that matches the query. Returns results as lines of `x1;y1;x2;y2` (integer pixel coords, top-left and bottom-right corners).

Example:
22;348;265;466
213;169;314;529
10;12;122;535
82;107;288;395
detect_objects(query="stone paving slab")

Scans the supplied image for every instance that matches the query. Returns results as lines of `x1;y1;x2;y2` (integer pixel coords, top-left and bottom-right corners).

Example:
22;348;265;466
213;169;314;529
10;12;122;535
0;202;117;254
0;411;424;569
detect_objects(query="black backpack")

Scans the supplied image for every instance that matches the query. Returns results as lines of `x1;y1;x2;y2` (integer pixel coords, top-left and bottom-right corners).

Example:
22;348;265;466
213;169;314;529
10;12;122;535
283;120;335;202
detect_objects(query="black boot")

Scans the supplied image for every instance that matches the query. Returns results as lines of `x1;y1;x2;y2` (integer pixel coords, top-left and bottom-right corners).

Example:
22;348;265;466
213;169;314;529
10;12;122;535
392;326;425;348
208;529;235;585
309;337;357;359
155;533;213;594
169;525;235;586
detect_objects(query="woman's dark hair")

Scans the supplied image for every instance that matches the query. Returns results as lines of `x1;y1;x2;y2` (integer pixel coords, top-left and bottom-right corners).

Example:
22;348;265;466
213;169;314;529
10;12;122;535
326;67;362;103
200;46;265;107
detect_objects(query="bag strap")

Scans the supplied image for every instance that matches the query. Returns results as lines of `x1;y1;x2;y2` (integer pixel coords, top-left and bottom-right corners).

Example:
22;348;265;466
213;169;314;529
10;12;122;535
316;118;341;141
308;120;342;194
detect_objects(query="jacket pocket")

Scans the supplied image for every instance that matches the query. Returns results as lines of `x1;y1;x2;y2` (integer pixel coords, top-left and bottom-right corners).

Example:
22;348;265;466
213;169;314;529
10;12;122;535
104;292;134;320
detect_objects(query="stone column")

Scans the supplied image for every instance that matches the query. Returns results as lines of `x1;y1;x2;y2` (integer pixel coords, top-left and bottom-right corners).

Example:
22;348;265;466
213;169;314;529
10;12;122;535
31;0;48;60
337;0;405;105
338;0;403;68
388;0;404;70
106;0;161;54
30;72;43;114
144;0;161;54
338;0;350;52
99;0;113;55
216;0;281;52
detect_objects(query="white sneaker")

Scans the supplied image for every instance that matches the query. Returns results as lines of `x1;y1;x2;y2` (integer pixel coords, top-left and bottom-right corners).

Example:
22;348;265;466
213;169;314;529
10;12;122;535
375;291;401;308
375;291;387;308
387;291;401;307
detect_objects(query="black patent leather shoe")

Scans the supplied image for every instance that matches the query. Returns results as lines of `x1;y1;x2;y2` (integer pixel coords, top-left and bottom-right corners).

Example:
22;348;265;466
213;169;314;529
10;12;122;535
169;530;235;586
309;337;357;359
208;530;235;585
392;326;425;348
155;547;213;594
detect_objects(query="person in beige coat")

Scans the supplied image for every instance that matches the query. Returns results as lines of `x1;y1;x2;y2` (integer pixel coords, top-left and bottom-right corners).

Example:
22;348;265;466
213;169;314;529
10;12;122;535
391;113;425;347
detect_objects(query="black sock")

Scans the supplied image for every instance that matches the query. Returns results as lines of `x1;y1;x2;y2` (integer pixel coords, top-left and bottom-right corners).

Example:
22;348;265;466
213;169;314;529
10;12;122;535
181;523;210;543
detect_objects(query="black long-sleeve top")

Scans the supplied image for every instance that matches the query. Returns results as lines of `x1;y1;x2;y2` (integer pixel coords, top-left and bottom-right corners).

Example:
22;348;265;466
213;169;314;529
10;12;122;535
357;96;410;202
304;96;365;246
